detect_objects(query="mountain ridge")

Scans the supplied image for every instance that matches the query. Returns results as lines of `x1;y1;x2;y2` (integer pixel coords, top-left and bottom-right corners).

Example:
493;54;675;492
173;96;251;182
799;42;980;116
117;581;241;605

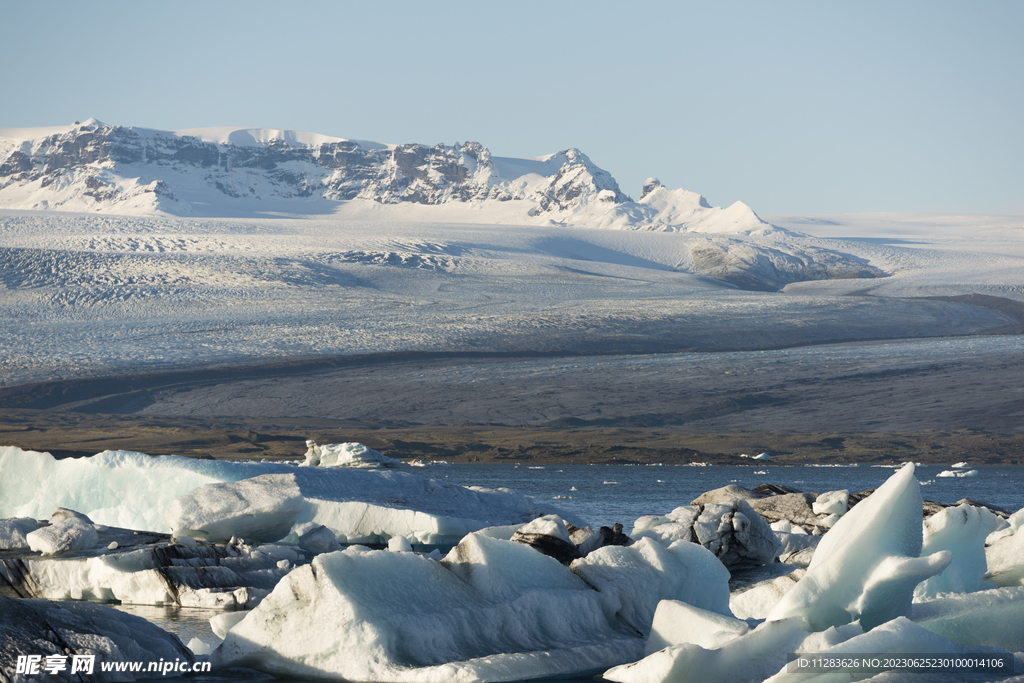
0;120;769;234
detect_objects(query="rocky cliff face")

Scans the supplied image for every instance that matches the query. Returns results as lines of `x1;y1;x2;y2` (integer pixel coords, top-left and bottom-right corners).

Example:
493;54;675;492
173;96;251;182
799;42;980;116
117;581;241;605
0;120;630;217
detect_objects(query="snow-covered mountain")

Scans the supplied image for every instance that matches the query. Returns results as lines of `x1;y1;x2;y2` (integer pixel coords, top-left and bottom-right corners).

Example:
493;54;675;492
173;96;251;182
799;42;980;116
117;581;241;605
0;119;768;233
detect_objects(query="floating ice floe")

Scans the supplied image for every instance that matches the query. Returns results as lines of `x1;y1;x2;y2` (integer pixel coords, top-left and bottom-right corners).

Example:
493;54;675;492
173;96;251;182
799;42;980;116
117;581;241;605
606;465;1024;682
952;461;969;468
300;440;402;468
937;468;979;478
0;446;581;548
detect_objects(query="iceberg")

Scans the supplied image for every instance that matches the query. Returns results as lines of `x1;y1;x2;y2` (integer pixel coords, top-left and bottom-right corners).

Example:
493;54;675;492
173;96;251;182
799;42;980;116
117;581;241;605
214;535;644;681
765;464;951;630
645;599;749;653
0;446;581;548
730;569;805;620
300;440;402;468
937;468;979;478
986;517;1024;587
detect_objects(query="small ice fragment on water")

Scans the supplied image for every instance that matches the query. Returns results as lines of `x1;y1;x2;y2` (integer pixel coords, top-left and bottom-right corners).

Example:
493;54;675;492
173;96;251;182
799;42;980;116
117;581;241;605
187;637;212;656
107;541;118;551
210;611;247;639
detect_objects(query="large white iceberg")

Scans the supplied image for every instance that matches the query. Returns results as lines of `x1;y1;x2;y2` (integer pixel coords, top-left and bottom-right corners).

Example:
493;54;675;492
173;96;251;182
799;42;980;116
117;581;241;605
0;446;581;547
214;535;644;681
766;464;951;631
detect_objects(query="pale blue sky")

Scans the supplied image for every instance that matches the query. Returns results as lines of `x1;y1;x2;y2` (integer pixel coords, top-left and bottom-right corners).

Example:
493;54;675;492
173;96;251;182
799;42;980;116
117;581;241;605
4;0;1022;214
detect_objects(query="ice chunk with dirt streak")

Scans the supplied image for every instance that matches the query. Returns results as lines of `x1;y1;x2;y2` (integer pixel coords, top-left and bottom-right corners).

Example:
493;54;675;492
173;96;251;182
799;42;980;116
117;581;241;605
633;500;780;568
213;536;643;682
914;503;1003;599
766;463;951;631
985;524;1024;587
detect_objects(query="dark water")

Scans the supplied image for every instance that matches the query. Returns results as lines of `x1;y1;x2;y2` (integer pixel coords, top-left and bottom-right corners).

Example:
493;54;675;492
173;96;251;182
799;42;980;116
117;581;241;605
130;463;1023;682
434;463;1024;531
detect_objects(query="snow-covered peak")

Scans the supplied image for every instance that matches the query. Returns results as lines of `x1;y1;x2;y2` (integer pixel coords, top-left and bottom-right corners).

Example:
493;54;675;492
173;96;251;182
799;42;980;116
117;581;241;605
0;120;774;235
641;177;662;199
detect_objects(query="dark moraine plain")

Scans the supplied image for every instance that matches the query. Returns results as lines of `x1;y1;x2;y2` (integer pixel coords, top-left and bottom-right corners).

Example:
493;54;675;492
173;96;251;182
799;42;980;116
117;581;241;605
2;334;1022;467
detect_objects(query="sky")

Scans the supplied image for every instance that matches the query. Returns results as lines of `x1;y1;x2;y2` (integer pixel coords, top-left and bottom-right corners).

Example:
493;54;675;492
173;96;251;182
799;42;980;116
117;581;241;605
3;0;1022;215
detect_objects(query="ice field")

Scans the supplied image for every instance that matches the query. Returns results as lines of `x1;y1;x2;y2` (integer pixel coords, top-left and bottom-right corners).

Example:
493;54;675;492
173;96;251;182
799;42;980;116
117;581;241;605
2;208;1023;389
